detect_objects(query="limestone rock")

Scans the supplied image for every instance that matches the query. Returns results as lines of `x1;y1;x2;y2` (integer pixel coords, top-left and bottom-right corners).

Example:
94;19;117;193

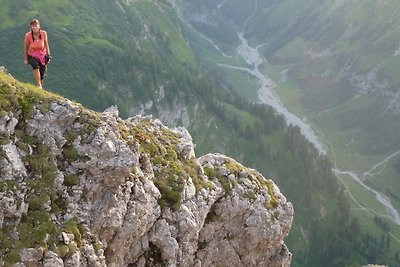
0;79;293;267
0;113;18;136
20;248;44;267
43;251;63;267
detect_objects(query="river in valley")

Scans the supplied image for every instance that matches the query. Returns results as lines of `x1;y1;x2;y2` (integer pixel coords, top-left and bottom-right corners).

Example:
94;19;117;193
233;22;400;226
169;0;400;226
230;6;400;226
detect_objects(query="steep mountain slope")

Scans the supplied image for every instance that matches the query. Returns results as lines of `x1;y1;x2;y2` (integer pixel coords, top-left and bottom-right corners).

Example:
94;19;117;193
176;0;400;201
170;0;400;265
0;70;293;266
1;0;197;116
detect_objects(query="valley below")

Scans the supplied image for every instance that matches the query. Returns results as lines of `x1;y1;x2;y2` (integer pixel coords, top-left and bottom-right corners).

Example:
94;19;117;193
172;0;400;260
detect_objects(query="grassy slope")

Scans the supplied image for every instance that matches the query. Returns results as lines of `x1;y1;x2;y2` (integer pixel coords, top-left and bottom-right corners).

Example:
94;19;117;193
175;0;400;265
264;0;400;262
253;0;400;221
0;0;197;114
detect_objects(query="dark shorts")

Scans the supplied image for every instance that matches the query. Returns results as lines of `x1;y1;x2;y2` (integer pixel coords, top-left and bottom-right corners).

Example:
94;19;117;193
27;55;46;81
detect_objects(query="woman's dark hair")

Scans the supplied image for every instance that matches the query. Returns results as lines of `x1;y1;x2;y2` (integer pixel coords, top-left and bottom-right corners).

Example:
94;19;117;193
30;19;41;41
30;19;40;26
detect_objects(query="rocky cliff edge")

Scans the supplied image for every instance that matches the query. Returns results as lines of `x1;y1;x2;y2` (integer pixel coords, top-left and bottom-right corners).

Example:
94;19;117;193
0;68;293;266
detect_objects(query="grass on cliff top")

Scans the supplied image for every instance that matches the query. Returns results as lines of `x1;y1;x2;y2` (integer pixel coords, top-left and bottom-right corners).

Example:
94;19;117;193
0;71;64;118
0;71;101;135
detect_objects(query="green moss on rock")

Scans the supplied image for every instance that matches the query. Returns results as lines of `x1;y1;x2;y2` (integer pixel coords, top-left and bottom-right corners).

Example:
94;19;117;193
64;174;80;186
62;145;80;163
204;166;236;193
166;148;178;161
154;165;185;211
0;211;59;265
64;219;83;248
225;159;243;175
0;147;6;160
77;111;101;135
0;180;19;192
64;130;79;143
55;244;70;258
0;136;10;146
260;179;279;209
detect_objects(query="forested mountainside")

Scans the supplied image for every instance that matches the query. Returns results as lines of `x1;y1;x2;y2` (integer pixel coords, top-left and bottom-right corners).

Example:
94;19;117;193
177;0;400;151
1;0;199;116
1;0;399;266
176;0;400;209
174;0;400;265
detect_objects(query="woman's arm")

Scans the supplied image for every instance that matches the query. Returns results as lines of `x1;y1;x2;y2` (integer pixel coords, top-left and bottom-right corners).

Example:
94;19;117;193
44;31;51;64
24;34;29;64
44;31;50;55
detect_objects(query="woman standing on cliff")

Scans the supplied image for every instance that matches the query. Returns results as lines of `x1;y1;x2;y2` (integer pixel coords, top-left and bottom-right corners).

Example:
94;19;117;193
24;19;51;89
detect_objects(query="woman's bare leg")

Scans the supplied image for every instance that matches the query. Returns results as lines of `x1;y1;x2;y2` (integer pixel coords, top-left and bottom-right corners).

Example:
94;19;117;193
33;69;42;87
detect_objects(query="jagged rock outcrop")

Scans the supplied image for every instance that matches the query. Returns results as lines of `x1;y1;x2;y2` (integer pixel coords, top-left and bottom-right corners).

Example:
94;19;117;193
0;69;293;266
